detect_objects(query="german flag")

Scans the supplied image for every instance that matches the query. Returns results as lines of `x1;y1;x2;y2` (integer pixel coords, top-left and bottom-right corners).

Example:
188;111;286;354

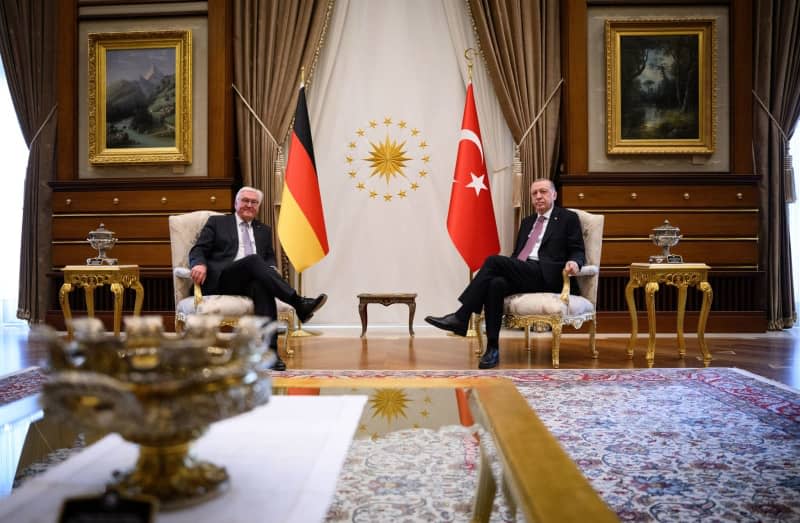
277;84;329;272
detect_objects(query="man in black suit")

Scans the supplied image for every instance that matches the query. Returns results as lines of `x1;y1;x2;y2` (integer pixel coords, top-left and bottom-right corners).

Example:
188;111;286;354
189;186;327;371
426;179;585;369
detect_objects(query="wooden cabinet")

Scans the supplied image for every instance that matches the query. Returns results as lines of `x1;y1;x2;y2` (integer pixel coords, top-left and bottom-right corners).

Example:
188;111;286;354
50;182;233;270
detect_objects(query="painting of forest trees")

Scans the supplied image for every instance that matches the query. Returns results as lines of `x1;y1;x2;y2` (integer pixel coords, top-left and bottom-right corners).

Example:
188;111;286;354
620;34;699;139
606;19;715;154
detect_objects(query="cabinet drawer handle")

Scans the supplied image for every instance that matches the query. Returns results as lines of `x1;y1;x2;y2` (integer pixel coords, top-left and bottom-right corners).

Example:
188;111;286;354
161;197;168;204
577;192;585;200
65;198;71;207
736;192;743;200
683;192;690;200
630;192;638;200
210;195;217;204
112;197;119;205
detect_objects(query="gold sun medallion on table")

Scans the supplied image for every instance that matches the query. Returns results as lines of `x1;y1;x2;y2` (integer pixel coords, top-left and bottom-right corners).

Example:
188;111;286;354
346;116;431;202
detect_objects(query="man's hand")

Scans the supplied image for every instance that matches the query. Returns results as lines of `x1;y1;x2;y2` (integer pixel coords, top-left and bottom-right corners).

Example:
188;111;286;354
190;264;207;285
564;260;580;276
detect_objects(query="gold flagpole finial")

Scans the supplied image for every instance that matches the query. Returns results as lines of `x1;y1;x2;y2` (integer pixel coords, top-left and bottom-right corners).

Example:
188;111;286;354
301;66;305;86
464;48;475;82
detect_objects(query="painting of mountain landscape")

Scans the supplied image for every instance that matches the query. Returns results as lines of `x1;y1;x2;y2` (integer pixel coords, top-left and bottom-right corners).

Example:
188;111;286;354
105;47;176;148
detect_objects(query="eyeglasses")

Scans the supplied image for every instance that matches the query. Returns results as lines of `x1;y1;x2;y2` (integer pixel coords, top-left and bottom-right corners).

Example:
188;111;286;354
238;197;260;206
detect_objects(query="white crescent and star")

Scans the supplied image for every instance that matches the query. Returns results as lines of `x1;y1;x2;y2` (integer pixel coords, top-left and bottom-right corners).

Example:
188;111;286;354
459;129;487;197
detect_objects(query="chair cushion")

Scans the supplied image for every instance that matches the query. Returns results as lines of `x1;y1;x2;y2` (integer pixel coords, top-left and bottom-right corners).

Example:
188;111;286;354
176;295;254;317
505;293;595;317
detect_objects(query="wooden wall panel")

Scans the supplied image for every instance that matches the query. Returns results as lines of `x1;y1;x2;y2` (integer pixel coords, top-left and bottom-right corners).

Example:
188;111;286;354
53;215;172;240
562;185;757;208
52;243;171;268
600;240;758;267
600;211;758;236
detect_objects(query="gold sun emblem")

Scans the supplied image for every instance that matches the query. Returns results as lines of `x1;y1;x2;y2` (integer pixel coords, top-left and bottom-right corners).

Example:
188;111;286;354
368;388;410;424
345;116;431;202
364;137;411;183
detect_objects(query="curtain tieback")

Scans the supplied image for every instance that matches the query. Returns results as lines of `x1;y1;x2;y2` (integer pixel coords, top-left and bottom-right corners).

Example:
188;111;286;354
29;104;57;148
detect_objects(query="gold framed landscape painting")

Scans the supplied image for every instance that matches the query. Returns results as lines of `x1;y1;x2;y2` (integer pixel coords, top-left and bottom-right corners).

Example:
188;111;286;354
88;30;192;165
605;19;716;155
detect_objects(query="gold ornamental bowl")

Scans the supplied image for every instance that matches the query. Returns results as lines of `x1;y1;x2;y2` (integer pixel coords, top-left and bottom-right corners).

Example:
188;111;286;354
33;315;277;510
86;223;118;265
649;219;683;263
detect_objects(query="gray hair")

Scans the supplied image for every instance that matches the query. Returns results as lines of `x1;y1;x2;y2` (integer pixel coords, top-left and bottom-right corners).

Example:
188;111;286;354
236;186;264;204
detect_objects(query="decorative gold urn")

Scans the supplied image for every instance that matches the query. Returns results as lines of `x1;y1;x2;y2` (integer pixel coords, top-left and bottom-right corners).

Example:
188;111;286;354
649;220;684;263
33;315;277;510
86;223;118;265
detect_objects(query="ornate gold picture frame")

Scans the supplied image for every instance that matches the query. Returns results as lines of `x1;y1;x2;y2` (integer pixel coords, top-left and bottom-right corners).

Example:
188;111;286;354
605;19;716;155
88;30;192;165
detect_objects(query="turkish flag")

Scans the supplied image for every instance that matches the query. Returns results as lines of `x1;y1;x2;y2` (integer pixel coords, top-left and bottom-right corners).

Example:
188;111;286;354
446;82;500;272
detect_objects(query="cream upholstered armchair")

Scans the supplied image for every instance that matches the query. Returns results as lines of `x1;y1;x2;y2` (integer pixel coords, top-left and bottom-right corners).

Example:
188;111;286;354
168;210;295;352
497;209;604;368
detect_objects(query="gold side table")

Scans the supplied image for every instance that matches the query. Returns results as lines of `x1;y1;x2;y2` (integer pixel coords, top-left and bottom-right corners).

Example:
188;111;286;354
59;265;145;338
625;262;713;367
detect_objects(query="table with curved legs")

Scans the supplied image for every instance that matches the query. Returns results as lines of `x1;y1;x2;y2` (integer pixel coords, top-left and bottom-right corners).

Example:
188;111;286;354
625;262;713;367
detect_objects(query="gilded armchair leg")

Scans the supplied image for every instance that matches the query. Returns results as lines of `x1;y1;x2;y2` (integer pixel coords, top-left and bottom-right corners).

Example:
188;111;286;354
474;314;483;355
551;322;562;368
589;318;598;359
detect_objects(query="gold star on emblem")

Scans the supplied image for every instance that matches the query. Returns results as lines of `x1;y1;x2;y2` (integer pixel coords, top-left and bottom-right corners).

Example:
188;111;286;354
418;170;428;177
348;141;356;149
398;190;407;198
356;128;365;136
411;128;420;136
369;389;409;423
348;170;357;178
420;409;430;418
364;137;411;183
383;117;392;126
419;141;428;148
369;190;378;198
421;155;430;163
356;182;366;190
398;120;407;128
410;182;420;190
369;120;377;128
345;155;353;164
383;193;392;201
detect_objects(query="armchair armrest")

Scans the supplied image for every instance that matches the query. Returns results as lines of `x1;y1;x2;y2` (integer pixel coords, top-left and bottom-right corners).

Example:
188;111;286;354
173;267;204;307
559;265;599;303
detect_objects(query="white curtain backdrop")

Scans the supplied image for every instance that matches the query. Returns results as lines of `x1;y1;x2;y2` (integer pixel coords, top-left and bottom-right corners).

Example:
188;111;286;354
299;0;514;327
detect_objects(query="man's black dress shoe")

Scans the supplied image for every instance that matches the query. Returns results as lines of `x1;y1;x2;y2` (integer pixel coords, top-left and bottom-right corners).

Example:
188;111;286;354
478;346;499;369
271;352;287;371
424;313;468;337
295;293;328;323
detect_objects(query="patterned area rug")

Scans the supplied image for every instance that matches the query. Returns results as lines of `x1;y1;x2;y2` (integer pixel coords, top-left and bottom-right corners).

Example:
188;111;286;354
0;367;45;405
280;368;800;522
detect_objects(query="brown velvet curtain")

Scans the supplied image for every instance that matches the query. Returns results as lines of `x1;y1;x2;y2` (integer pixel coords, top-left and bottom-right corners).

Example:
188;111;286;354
0;0;56;323
754;0;800;329
468;0;561;217
233;0;333;232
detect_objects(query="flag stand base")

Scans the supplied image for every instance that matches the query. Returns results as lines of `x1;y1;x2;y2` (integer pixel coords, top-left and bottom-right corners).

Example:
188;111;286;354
290;325;321;337
447;313;481;338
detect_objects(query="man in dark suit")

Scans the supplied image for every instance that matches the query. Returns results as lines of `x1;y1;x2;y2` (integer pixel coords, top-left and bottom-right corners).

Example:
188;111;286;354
425;179;585;369
189;186;327;371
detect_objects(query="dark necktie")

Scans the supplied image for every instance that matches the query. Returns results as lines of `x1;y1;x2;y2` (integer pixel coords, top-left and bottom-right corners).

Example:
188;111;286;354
240;221;254;256
516;215;546;261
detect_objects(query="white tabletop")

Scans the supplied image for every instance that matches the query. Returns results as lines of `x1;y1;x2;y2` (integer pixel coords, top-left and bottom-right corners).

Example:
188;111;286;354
0;395;367;523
